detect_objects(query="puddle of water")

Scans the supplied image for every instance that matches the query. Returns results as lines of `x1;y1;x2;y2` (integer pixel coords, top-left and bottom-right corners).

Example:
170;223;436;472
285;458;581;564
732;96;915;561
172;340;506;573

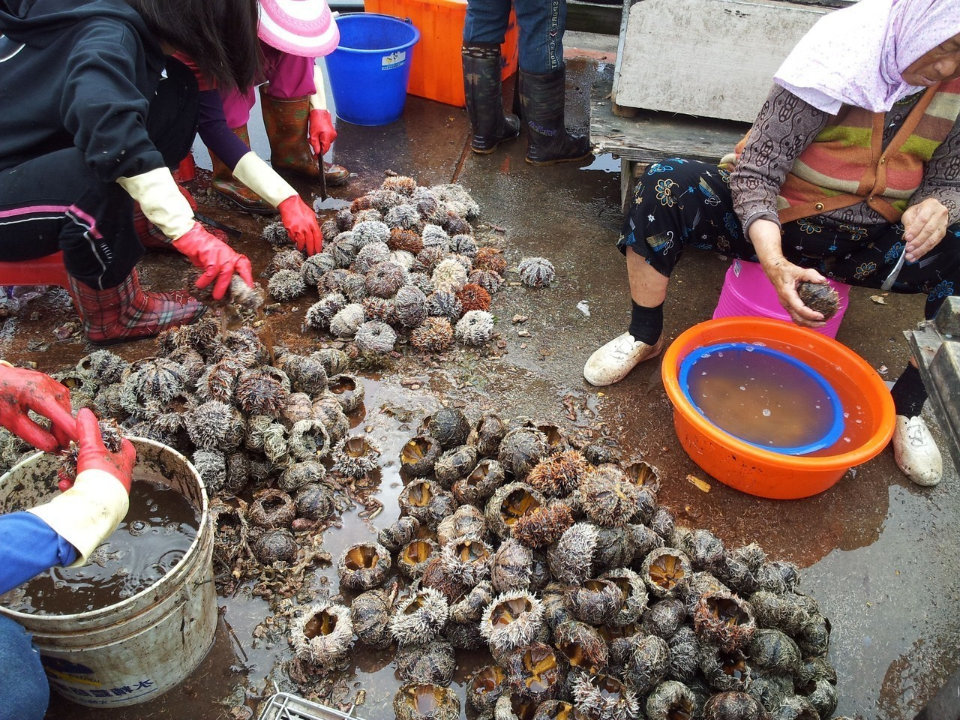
582;153;620;173
314;197;352;212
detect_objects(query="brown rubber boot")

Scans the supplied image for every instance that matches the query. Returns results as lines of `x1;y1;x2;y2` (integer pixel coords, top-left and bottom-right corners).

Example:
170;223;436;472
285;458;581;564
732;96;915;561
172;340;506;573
67;269;206;345
259;86;350;186
210;125;276;215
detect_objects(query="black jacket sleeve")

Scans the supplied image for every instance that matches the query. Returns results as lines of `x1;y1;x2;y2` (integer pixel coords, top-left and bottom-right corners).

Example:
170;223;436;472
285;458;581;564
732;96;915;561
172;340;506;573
60;19;165;182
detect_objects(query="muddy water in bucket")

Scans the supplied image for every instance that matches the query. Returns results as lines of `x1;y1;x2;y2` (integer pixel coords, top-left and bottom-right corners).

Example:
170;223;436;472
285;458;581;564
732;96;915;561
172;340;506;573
680;342;845;454
4;480;199;615
0;439;216;708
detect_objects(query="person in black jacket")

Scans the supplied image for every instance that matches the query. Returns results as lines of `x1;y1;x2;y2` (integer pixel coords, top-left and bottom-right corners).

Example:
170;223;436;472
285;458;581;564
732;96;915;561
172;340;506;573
0;0;259;343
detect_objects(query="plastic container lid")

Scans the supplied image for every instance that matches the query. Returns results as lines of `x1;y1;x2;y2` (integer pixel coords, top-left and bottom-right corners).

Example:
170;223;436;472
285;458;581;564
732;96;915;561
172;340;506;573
678;342;844;456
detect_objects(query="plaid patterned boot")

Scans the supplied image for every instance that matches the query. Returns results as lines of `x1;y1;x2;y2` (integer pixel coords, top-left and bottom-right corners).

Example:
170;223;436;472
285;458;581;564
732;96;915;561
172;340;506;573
68;270;206;344
133;181;199;250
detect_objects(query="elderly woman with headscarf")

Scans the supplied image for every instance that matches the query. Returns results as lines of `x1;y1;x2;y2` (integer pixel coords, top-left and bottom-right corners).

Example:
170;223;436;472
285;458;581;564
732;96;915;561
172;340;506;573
583;0;960;487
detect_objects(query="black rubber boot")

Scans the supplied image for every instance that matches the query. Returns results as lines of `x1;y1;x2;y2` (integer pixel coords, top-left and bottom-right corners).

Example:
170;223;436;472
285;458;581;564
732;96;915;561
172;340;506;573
519;65;592;165
462;43;520;154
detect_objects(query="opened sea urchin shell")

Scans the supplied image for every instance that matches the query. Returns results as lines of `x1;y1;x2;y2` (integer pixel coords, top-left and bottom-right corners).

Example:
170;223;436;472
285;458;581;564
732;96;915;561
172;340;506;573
390;588;449;646
393;682;460;720
480;590;545;657
337;541;391;591
290;601;353;667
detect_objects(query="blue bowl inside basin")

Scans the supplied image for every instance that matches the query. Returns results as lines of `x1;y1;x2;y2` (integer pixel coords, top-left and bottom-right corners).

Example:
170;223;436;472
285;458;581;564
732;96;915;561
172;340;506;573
678;342;845;456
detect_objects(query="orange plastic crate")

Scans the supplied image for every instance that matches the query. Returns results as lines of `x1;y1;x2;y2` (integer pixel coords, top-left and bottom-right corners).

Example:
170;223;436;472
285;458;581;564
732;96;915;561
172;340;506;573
363;0;518;107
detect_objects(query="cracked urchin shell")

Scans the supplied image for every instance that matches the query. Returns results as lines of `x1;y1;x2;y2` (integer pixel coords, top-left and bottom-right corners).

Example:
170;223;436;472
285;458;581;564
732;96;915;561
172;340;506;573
76;349;129;385
192;449;226;495
288;418;331;461
328;373;365;414
366;260;408;298
411;316;454;353
439;537;492;587
400;480;457;529
390;227;425;254
390;588;450;646
337;541;392;591
455;310;494;346
294;482;335;521
352;219;391;247
184;400;244;451
305;292;347;330
645;680;698;720
396;537;438;580
699;644;751;692
400;434;441;478
353;240;391;274
290;601;353;667
248;489;296;529
625;634;670;694
351;589;393;648
702;691;767;720
526;449;589;497
436;503;487;545
553;620;608;673
262;221;291;246
431;259;468;293
330;303;367;338
510;501;573;549
355;320;398;354
362;296;397;325
394;284;428;329
504;642;566;705
396;640;456;686
480;590;545;657
452;458;505;507
466;664;508;713
331;435;379;478
427;407;471;448
601;567;649;627
498;427;549;479
268;268;306;302
235;369;289;418
642;597;688;639
484;482;544;540
379;515;420;552
565;578;623;626
426;290;463;322
252;527;298;564
547;522;599;585
434;444;479;488
394;683;460;720
517;257;555;288
580;465;640;528
385;204;423;232
693;591;756;652
571;673;638;720
642;547;693;599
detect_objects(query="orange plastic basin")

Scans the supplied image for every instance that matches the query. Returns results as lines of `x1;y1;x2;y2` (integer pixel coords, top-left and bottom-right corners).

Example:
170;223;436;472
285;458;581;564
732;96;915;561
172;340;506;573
662;317;895;499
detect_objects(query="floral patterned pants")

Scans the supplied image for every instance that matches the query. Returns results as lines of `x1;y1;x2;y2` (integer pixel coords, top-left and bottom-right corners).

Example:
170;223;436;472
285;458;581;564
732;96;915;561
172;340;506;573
618;159;960;320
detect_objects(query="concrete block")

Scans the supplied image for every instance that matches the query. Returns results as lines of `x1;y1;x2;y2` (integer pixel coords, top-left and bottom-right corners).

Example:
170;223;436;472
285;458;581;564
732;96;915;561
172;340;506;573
934;296;960;337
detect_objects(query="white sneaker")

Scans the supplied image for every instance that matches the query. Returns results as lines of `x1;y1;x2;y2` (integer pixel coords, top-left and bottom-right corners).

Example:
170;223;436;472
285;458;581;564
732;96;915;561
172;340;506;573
583;332;665;387
893;415;942;487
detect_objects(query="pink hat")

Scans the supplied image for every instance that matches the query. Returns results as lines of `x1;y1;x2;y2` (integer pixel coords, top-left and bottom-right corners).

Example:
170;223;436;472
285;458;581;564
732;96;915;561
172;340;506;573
258;0;340;58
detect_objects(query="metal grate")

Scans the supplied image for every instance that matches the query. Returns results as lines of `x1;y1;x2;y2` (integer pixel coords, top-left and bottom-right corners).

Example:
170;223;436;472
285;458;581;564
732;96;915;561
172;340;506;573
257;692;362;720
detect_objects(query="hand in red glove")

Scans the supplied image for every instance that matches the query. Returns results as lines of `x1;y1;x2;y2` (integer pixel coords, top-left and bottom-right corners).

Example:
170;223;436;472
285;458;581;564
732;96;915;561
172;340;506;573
0;364;76;452
308;109;338;156
174;222;255;300
278;196;323;256
74;408;135;494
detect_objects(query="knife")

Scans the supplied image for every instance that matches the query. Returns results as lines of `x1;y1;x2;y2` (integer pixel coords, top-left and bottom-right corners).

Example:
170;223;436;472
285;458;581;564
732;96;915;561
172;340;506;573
195;212;242;238
318;152;328;203
880;245;907;291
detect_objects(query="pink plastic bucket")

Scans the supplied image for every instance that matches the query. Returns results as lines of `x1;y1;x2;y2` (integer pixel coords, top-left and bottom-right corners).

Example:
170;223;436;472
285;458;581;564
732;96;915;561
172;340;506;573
713;259;850;339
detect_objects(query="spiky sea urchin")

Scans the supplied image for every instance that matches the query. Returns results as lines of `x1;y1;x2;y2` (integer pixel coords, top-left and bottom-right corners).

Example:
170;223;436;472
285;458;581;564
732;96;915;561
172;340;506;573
300;253;337;287
441;211;471;237
390;588;450;646
467;270;502;296
385;204;423;233
526;449;589;497
455;310;495;346
353;241;391;274
547;522;599;584
480;590;545;657
421;223;451;250
573;673;639;720
411;317;454;353
390;250;415;271
426;290;463;322
235;369;289;418
431;258;468;293
337;541;391;591
331;436;380;478
354;320;398;354
511;502;574;549
518;257;556;288
361;296;397;325
193;448;227;494
449;234;478;258
329;303;366;338
382;175;418;195
262;221;292;246
394;285;427;328
351;220;391;248
474;246;507;275
396;640;457;686
320;218;340;244
457;283;491;312
267;248;305;275
329;233;358;268
268;268;307;302
389;227;424;254
366;260;407;298
581;465;641;527
184;400;244;451
290;601;354;667
434;183;480;220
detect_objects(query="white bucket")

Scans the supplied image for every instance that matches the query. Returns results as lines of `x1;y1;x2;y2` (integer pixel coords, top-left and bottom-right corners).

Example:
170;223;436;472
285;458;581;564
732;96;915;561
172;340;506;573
0;438;217;708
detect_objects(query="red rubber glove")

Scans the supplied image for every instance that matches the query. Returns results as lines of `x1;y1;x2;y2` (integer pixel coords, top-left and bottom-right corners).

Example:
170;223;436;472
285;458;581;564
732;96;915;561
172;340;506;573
74;408;135;494
173;222;255;300
308;109;338;156
0;364;76;452
278;196;323;256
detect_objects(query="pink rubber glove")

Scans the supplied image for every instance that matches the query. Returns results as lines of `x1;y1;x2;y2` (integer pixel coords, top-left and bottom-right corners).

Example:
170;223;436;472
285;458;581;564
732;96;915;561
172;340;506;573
278;196;323;256
74;408;135;493
173;222;255;300
309;109;338;156
0;364;76;452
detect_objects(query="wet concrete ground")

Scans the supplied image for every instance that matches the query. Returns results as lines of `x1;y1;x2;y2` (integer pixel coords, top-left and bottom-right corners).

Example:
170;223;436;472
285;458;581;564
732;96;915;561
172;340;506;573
8;42;956;720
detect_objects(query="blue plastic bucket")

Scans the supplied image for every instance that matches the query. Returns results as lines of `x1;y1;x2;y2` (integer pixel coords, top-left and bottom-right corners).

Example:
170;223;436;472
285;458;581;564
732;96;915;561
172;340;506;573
325;13;420;126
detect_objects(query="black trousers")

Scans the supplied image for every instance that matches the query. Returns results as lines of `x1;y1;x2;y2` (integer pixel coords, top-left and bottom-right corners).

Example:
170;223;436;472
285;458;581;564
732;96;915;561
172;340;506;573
0;59;199;289
620;159;960;321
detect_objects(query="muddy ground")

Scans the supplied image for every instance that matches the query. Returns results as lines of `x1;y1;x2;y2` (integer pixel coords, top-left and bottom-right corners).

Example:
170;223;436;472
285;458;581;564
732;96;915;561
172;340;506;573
2;45;955;720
